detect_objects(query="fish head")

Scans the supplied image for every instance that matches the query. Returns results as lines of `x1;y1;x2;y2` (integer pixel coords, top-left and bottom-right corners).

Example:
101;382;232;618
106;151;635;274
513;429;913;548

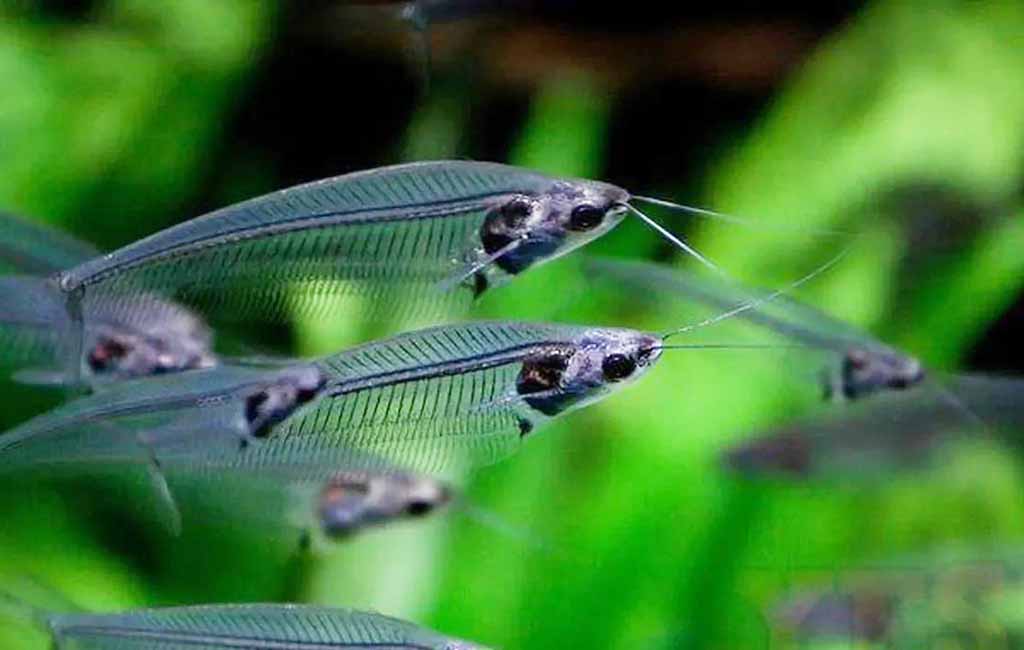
244;365;327;438
86;330;215;380
85;298;217;381
442;641;491;650
318;472;451;538
516;327;661;417
839;347;926;400
479;179;629;278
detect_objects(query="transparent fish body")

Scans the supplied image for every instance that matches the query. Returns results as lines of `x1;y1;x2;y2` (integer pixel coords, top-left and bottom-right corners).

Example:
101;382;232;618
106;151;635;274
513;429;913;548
588;257;925;401
772;547;1024;645
57;162;629;334
40;603;487;650
0;276;216;389
165;443;452;540
263;320;661;474
724;374;1023;479
0;211;99;275
0;364;325;474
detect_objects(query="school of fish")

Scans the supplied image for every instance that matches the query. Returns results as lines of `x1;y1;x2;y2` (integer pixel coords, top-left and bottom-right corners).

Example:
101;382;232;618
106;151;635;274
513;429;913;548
0;111;1017;650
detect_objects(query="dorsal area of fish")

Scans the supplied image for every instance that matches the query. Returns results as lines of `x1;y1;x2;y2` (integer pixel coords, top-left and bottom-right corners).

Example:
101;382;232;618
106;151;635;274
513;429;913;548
47;603;488;649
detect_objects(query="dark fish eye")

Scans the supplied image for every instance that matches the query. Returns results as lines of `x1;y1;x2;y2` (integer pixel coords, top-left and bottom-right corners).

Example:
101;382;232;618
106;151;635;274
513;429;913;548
568;204;605;232
406;500;435;517
601;353;636;381
245;392;270;431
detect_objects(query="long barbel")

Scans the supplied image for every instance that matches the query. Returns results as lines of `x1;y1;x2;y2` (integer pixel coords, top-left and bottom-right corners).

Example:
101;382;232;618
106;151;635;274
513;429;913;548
0;598;487;650
586;257;926;401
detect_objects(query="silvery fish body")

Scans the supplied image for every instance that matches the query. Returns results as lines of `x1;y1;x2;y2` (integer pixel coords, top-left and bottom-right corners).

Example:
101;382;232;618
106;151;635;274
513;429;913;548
34;603;487;650
725;374;1023;479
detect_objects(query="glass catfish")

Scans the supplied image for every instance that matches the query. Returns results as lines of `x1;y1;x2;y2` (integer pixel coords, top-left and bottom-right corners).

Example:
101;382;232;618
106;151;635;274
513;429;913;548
166;439;455;542
724;374;1024;480
52;161;721;377
0;598;487;650
587;256;925;402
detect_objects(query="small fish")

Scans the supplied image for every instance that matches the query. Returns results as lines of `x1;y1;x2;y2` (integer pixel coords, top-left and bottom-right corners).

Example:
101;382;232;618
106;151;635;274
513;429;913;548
773;587;900;643
53;161;730;380
0;275;217;390
0;597;488;650
0;211;99;275
771;548;1024;645
164;440;455;540
586;256;926;401
317;468;451;538
724;374;1023;479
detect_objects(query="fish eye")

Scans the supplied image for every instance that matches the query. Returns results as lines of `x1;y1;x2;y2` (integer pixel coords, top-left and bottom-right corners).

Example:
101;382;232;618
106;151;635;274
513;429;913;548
245;392;270;426
568;204;605;231
601;353;636;381
406;500;435;517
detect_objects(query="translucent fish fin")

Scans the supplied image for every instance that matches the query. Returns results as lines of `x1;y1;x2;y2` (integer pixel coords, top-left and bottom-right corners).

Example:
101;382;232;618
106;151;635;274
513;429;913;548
143;451;183;537
134;426;186;536
455;498;558;556
435;237;524;293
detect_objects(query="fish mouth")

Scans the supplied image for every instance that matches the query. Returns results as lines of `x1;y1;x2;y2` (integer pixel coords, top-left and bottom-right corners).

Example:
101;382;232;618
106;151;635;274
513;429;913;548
636;336;664;366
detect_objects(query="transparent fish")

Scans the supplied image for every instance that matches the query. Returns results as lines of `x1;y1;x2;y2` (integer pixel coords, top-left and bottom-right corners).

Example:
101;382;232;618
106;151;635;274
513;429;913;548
164;441;455;542
0;275;217;390
53;161;729;379
0;597;487;650
771;548;1024;646
586;256;926;401
724;374;1023;479
0;211;99;275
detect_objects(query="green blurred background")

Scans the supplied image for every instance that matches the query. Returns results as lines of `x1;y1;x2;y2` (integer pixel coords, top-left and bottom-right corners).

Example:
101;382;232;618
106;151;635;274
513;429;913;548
2;1;1024;648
